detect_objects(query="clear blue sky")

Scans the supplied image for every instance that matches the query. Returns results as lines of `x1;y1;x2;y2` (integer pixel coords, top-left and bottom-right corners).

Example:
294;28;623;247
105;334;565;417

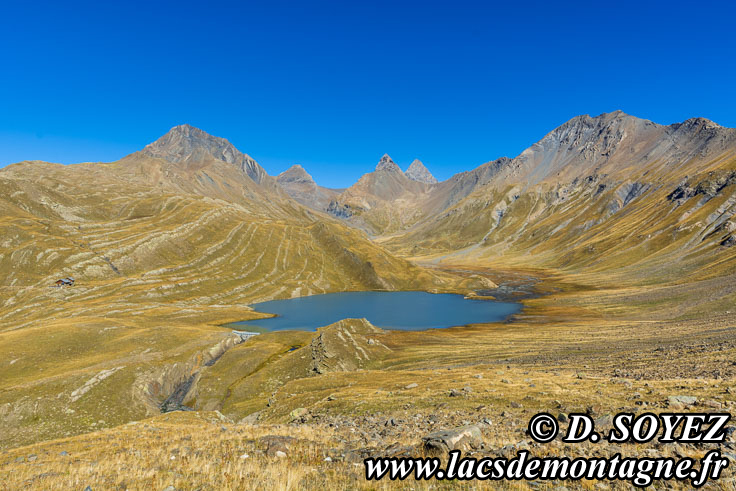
1;1;734;187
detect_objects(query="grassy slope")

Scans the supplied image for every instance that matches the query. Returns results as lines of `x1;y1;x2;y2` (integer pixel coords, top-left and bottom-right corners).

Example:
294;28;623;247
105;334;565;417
0;160;477;450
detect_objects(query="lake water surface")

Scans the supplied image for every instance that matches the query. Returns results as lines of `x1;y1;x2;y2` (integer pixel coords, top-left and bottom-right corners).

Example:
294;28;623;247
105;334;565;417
232;291;521;332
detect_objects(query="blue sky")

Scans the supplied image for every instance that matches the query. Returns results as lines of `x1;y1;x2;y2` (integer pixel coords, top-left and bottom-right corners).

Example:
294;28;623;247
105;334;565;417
1;1;734;187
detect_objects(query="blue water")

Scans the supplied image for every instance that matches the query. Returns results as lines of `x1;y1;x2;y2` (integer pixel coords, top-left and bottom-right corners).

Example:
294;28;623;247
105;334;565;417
232;291;521;332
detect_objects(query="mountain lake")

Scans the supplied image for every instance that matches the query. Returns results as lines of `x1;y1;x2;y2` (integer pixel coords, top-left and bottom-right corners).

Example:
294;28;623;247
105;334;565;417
231;291;521;332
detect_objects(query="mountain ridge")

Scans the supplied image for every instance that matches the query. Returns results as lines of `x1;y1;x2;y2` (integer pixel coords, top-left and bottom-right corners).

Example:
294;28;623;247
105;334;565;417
381;111;736;284
312;111;736;237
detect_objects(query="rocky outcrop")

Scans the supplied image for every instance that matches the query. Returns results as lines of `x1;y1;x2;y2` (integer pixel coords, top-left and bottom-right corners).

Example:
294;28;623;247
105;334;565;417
70;367;125;403
667;171;736;205
133;333;247;414
326;200;355;218
309;318;389;374
422;425;483;454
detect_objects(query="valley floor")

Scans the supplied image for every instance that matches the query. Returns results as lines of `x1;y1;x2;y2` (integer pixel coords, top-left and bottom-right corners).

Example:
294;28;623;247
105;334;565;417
1;263;735;489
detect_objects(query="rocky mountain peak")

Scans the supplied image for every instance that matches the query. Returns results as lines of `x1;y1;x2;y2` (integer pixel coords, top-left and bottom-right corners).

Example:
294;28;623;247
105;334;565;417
375;154;402;173
553;111;638;136
670;117;723;132
525;111;656;159
141;124;266;183
277;164;315;184
405;159;438;184
143;124;238;163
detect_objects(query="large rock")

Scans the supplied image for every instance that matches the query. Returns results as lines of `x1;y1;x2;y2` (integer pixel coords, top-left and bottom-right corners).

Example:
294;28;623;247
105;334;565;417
289;408;309;422
668;395;697;407
422;425;482;454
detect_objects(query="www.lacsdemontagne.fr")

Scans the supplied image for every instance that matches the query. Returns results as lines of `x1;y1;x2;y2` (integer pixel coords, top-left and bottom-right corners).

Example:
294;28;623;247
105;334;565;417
364;449;729;487
365;411;733;487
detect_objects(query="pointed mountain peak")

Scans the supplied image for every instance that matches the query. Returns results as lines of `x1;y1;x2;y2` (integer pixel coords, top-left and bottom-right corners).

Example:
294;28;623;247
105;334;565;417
405;159;438;184
143;124;239;163
277;164;315;184
141;124;266;183
375;154;401;172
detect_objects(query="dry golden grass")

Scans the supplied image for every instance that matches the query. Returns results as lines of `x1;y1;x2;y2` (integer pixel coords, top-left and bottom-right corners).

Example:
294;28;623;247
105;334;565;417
2;358;734;491
2;252;736;489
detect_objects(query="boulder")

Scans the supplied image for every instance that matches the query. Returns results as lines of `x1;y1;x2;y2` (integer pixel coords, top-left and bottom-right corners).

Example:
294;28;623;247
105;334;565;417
289;407;309;422
422;425;482;454
668;395;697;407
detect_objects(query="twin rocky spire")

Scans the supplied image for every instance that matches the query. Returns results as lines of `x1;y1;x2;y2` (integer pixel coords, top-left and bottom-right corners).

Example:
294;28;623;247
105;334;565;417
375;154;438;184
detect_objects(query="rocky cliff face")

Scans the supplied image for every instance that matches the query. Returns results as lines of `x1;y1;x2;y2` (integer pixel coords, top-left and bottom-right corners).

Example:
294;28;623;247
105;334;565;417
405;159;438;183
